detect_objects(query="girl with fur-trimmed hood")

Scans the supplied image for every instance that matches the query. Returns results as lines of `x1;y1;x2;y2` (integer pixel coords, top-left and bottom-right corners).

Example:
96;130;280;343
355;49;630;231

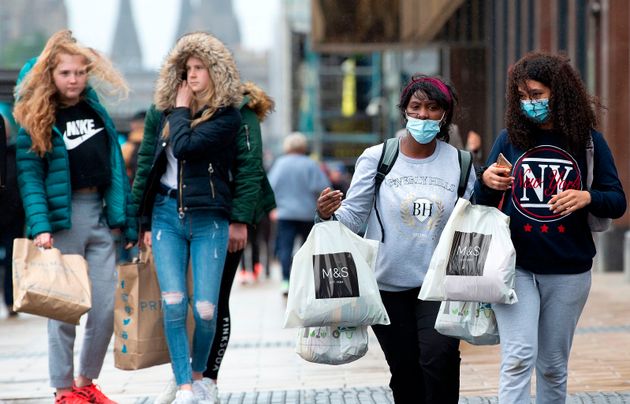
138;81;277;403
131;32;241;404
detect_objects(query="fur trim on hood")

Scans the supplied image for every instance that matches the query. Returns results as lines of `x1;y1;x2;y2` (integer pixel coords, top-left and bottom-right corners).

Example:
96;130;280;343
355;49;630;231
154;32;242;111
241;82;275;122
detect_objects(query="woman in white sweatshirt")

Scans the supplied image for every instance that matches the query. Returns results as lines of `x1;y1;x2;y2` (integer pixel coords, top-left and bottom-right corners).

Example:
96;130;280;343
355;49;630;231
317;75;475;404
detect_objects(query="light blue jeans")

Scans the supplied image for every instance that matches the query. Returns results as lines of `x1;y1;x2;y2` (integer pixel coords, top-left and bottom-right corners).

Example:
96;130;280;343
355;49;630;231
151;194;228;386
493;268;591;404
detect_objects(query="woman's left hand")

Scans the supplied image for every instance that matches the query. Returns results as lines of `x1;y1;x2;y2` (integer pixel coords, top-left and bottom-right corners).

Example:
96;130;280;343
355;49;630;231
175;80;193;108
228;223;248;253
548;190;591;215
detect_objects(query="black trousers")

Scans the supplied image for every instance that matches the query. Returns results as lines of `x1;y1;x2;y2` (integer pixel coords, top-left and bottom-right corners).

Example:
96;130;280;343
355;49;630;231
371;288;461;404
203;249;243;379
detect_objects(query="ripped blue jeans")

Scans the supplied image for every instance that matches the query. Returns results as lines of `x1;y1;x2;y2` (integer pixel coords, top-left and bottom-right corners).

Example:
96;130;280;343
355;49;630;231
151;194;228;386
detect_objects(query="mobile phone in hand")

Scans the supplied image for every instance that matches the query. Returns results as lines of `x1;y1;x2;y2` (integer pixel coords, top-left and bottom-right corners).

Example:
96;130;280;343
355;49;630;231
496;153;512;169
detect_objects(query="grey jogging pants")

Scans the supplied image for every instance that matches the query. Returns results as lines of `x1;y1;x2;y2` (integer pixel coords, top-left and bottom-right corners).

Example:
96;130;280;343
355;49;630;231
47;192;117;388
492;268;591;404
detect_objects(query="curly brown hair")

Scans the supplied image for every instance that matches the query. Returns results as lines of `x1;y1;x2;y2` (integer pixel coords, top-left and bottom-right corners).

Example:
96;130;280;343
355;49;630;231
505;52;600;153
397;74;458;142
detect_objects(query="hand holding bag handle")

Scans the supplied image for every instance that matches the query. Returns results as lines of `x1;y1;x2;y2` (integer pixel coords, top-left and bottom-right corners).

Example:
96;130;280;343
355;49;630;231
12;238;91;324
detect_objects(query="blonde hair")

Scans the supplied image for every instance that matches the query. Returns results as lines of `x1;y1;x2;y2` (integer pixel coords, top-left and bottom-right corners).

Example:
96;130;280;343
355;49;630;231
161;54;217;139
13;30;128;156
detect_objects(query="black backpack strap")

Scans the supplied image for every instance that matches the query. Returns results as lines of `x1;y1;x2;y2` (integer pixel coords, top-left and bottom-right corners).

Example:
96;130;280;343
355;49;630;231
375;138;399;192
374;138;399;242
457;149;473;198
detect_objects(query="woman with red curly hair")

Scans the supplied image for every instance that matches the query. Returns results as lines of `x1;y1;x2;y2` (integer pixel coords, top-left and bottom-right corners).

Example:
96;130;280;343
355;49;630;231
14;30;136;403
476;52;626;403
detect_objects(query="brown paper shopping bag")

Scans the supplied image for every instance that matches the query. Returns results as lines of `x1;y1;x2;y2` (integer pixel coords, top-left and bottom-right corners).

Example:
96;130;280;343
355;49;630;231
12;238;91;324
114;247;195;370
114;247;169;370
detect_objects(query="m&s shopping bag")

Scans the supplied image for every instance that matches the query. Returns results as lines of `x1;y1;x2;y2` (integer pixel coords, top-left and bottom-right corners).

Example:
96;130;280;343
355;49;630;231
296;324;369;365
284;221;389;328
434;301;499;345
419;198;517;304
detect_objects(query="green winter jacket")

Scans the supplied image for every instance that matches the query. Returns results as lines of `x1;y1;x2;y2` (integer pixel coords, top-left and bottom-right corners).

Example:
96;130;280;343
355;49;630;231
16;87;137;242
232;94;276;225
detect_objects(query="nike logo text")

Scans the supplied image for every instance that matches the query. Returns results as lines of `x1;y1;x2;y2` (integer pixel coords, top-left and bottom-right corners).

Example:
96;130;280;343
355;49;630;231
63;119;104;150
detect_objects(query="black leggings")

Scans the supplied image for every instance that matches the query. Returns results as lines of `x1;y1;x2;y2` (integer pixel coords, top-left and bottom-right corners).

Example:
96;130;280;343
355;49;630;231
241;224;260;273
371;288;461;404
203;249;243;379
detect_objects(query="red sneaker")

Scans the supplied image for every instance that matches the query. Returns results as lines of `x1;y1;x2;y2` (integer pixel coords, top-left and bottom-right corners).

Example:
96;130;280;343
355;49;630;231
72;383;117;404
253;263;264;279
55;391;90;404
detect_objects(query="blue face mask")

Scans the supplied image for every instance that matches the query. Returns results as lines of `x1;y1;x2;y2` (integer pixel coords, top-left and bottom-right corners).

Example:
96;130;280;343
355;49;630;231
521;99;550;123
406;114;443;144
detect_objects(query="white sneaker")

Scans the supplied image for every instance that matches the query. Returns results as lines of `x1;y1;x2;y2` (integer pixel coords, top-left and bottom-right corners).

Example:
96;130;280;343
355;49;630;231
192;378;220;404
172;389;197;404
154;378;177;404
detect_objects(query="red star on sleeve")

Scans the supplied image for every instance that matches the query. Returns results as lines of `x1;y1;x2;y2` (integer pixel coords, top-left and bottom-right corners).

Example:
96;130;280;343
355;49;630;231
540;224;549;233
558;225;566;233
524;223;533;232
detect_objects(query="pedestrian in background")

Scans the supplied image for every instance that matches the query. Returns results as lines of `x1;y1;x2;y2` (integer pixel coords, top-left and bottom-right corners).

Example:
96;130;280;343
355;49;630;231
13;29;136;404
317;75;475;403
131;32;241;404
0;112;25;318
475;52;626;403
121;109;147;183
465;129;484;168
268;132;330;295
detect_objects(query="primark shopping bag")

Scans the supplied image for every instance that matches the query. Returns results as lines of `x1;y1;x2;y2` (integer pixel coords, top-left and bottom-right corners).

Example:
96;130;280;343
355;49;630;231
283;221;389;328
114;247;169;370
419;198;518;304
296;324;369;365
434;301;499;346
114;247;195;370
12;238;91;325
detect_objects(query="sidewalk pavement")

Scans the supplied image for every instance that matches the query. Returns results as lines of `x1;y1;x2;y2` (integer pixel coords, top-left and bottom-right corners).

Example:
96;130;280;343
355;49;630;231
1;266;629;404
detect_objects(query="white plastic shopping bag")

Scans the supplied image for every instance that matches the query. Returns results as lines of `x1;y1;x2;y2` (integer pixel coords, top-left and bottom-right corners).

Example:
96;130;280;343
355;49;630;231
296;325;369;365
434;301;499;346
283;221;389;328
419;198;517;304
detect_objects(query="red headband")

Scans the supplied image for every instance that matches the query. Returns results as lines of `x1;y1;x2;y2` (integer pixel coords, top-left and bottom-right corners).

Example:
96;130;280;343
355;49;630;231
402;77;452;104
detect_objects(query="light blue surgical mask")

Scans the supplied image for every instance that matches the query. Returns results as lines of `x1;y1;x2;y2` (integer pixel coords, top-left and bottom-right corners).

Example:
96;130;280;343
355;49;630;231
406;114;443;144
521;99;550;123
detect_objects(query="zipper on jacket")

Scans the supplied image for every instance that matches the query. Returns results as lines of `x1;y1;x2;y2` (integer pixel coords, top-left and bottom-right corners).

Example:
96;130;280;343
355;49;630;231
245;124;251;151
178;161;185;218
208;163;216;198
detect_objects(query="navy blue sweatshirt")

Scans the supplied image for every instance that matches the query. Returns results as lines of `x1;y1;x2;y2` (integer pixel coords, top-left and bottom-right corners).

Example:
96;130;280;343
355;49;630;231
475;128;626;275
